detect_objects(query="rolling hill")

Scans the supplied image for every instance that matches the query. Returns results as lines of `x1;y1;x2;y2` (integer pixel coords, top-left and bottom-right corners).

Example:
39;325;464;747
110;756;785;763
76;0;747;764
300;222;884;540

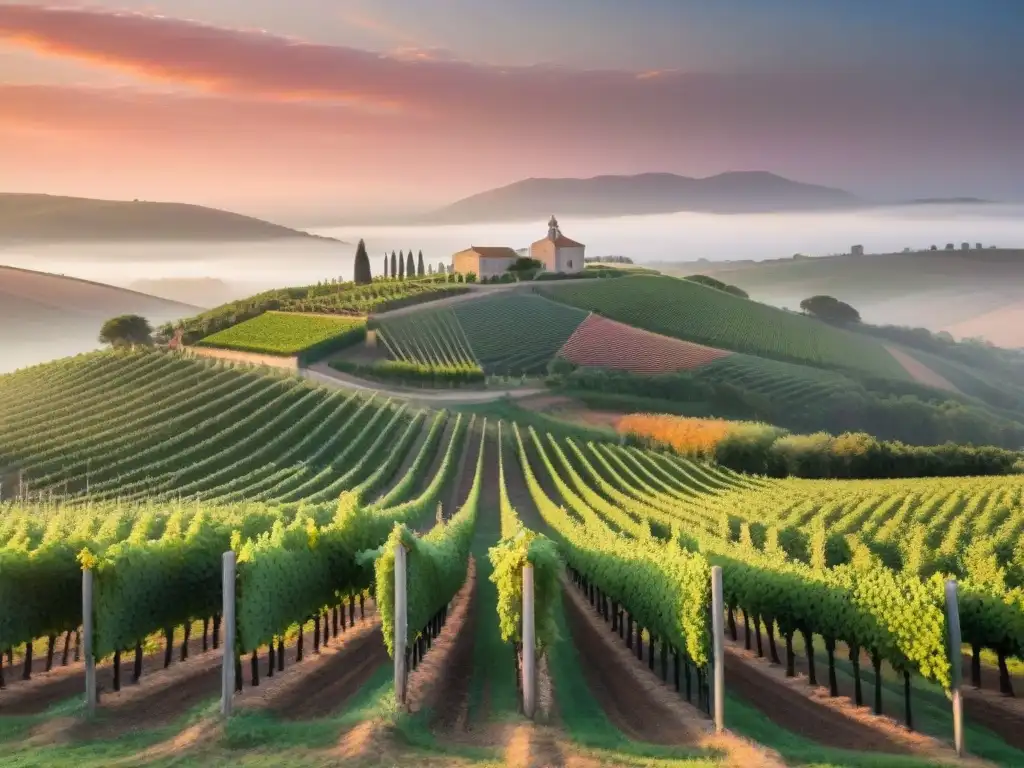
0;265;200;373
0;193;341;243
658;248;1024;348
426;171;860;223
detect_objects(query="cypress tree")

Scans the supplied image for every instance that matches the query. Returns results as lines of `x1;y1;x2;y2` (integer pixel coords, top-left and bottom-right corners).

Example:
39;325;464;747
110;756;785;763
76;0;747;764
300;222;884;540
398;250;405;279
382;254;388;278
406;250;415;277
353;239;371;284
417;250;425;276
391;251;398;278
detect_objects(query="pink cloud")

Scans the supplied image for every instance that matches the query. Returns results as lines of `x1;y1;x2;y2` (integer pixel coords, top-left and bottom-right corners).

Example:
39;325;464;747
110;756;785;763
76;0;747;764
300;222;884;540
0;5;1020;209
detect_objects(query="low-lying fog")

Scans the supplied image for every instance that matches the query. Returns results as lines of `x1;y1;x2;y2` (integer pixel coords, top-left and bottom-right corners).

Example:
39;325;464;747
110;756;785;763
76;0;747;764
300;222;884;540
3;204;1022;303
1;203;1022;373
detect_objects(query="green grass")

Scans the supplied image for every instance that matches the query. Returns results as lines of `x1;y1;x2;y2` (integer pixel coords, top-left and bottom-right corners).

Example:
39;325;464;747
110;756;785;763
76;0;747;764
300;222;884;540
452;293;589;375
198;312;366;356
537;275;911;380
467;479;520;722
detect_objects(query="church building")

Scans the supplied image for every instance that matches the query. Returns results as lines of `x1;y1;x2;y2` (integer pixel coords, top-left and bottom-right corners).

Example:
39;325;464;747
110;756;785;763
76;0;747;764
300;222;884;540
451;216;585;277
530;216;585;273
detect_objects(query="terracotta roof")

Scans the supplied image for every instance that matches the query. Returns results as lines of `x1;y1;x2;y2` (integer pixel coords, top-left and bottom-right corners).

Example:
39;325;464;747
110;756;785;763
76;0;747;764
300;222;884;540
531;235;585;248
466;246;519;259
553;235;584;247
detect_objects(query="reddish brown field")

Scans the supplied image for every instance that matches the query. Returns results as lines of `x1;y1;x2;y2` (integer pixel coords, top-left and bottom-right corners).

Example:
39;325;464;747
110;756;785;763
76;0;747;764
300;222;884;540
557;314;731;374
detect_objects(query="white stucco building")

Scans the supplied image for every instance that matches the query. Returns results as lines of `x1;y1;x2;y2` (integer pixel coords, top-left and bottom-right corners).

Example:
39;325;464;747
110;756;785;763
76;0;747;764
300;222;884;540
451;216;585;277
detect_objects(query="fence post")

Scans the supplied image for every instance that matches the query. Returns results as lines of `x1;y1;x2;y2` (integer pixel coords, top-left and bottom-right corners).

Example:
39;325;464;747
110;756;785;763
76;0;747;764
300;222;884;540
221;551;236;717
945;579;964;758
83;568;96;716
522;563;536;719
711;565;724;732
394;542;408;705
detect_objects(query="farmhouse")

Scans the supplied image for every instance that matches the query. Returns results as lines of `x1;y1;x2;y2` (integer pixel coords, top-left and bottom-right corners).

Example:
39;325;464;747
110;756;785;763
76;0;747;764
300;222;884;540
451;246;520;279
451;216;585;277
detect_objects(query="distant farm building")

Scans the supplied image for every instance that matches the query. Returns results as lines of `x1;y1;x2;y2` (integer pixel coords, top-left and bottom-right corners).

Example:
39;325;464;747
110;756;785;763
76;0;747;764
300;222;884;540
851;244;864;256
452;216;585;277
961;242;970;250
451;246;521;279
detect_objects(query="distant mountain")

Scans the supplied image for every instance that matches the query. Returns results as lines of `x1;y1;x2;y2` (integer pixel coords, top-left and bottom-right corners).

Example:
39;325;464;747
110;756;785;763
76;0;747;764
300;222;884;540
0;265;200;373
0;193;344;243
426;172;860;223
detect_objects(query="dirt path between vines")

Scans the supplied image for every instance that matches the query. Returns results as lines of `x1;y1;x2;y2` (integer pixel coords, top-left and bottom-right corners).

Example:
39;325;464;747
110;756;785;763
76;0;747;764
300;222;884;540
228;601;381;720
737;620;1023;753
561;579;701;746
264;623;387;721
408;558;478;730
0;625;216;716
726;623;993;764
560;579;782;766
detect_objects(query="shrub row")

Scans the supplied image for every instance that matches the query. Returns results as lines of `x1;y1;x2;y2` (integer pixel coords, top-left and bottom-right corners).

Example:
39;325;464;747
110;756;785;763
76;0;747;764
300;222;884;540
553;366;1024;457
329;358;485;387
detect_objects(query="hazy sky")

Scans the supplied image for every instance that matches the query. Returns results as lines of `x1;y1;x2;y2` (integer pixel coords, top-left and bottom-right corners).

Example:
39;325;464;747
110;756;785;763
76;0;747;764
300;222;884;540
1;1;1022;221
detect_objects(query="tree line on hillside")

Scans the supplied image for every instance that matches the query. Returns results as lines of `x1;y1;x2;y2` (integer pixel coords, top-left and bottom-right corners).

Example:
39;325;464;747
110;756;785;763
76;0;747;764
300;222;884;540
684;275;749;299
352;239;453;284
551;366;1024;455
624;420;1020;479
584;255;633;264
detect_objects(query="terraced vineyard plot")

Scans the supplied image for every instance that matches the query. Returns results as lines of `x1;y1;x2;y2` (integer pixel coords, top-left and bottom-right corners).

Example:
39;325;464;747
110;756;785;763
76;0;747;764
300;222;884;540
451;293;589;374
539;275;911;380
693;354;862;405
558;314;731;373
375;307;475;367
198;312;365;356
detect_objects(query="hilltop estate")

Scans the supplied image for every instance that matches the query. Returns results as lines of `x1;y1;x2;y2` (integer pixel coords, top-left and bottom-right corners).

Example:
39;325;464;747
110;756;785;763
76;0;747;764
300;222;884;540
451;215;585;277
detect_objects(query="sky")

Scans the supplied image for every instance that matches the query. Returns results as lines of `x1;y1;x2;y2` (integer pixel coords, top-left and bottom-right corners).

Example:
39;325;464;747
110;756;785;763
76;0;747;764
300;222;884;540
1;0;1022;222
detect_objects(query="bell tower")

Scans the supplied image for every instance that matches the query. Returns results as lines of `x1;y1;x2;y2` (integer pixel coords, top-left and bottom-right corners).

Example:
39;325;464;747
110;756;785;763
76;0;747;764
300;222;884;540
547;215;561;240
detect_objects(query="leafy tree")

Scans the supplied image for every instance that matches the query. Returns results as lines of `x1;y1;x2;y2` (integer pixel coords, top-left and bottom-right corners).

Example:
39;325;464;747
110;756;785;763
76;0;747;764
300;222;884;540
99;315;153;348
352;238;372;284
800;295;861;324
417;250;425;276
390;250;397;278
406;250;415;277
505;257;544;274
398;250;405;279
437;260;446;274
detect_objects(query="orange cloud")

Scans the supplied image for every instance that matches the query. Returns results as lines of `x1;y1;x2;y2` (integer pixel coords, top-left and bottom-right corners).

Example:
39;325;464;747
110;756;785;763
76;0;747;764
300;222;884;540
0;5;1020;212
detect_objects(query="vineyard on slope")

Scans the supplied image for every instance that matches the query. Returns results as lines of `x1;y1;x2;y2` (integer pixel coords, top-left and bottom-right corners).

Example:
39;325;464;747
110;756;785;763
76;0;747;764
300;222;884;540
537;275;912;380
451;293;589;375
2;348;1023;756
557;314;731;373
172;275;470;345
197;312;366;358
